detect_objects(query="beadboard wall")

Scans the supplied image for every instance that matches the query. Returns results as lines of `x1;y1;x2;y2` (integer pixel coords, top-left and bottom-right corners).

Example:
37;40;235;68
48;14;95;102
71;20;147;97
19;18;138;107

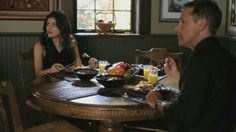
0;33;38;100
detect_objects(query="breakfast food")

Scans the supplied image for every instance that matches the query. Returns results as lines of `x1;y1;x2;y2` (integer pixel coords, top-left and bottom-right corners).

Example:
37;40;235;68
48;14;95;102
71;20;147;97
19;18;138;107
124;81;179;101
124;80;155;94
135;80;154;89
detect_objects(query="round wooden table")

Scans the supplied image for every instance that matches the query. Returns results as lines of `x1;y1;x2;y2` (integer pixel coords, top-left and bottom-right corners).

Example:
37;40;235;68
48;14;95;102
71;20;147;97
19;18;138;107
30;75;176;132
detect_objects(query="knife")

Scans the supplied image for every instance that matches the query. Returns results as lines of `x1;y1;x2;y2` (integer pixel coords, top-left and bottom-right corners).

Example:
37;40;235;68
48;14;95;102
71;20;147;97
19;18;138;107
110;89;146;104
122;94;146;104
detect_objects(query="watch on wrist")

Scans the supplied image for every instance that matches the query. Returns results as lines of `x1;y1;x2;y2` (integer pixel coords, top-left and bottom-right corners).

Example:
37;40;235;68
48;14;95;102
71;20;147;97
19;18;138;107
155;99;162;111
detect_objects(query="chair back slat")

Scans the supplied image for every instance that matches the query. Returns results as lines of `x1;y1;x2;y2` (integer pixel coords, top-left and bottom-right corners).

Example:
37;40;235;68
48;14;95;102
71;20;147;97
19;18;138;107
0;81;24;132
17;48;34;100
135;48;183;70
0;97;9;132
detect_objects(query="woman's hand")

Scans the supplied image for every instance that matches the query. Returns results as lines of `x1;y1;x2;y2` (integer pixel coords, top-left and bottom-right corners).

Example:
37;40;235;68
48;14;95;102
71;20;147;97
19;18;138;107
49;63;65;73
145;90;162;108
64;62;83;72
164;57;180;81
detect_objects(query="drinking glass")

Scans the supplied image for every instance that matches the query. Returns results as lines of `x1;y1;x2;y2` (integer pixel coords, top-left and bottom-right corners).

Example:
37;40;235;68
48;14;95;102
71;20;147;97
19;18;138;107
148;68;158;85
98;61;108;74
143;65;153;79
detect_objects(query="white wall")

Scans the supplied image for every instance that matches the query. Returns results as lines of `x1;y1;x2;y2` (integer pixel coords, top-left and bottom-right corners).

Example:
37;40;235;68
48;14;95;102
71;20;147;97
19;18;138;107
151;0;227;36
0;20;43;33
0;0;72;33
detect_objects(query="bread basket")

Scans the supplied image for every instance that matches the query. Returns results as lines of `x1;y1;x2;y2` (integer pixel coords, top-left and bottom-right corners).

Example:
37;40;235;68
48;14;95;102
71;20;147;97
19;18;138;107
95;12;116;34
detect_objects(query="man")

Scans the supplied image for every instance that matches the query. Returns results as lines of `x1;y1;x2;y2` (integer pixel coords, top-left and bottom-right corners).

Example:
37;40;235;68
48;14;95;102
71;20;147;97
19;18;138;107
146;1;236;132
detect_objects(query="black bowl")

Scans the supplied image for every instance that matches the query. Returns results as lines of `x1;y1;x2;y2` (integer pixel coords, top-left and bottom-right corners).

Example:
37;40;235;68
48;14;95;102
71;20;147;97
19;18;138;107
75;68;98;81
96;75;125;88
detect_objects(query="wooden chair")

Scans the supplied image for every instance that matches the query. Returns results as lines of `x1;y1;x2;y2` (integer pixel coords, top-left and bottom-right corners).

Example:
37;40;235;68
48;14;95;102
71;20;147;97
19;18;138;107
17;49;54;128
0;81;83;132
17;49;38;127
135;48;183;70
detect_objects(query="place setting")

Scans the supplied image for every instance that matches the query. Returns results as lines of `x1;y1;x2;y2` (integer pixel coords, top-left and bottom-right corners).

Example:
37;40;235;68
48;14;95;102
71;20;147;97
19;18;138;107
122;64;179;102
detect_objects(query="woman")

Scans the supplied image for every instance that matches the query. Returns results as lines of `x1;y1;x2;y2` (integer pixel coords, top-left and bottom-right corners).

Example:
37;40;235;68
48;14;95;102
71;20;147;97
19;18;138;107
34;10;83;77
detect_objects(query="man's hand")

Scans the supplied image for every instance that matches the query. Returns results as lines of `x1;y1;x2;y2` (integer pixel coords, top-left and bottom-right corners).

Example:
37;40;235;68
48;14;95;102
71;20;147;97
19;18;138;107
89;58;98;68
145;90;162;108
164;57;180;81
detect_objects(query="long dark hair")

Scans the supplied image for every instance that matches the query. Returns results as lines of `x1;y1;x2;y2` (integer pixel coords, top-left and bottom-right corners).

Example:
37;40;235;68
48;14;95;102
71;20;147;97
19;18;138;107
39;10;75;61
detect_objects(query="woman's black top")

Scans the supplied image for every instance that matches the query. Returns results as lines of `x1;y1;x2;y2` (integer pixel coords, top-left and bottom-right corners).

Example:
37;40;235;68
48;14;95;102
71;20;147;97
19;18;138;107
43;43;74;69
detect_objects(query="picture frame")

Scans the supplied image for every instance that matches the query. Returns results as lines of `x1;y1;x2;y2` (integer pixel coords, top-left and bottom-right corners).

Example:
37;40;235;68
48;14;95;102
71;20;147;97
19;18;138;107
226;0;236;35
159;0;193;22
0;0;58;20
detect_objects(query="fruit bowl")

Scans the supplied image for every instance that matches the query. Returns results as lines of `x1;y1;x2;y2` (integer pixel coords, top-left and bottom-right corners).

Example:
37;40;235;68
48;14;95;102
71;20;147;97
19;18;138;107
96;75;125;88
75;68;98;81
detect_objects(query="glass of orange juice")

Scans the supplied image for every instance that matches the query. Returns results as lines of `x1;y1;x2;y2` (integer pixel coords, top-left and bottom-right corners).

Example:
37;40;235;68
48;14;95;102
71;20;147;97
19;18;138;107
99;61;108;74
143;65;153;79
148;68;158;85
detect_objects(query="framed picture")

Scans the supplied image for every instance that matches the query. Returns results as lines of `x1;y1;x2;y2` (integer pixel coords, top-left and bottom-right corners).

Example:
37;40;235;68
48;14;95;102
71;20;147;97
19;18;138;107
226;0;236;35
159;0;193;22
0;0;58;20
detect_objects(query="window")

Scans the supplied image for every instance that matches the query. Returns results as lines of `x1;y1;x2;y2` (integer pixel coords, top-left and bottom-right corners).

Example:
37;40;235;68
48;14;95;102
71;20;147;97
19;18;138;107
75;0;132;32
